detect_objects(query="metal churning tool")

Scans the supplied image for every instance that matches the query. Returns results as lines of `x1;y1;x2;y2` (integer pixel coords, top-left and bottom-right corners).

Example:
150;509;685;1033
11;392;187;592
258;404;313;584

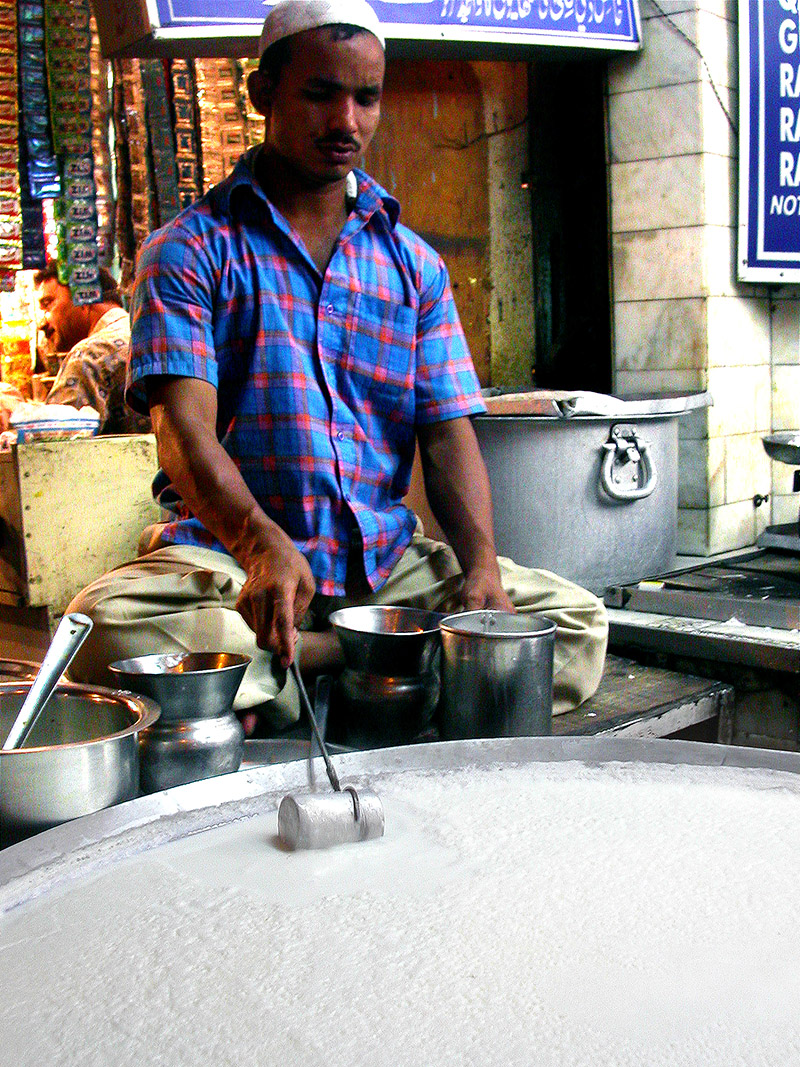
277;660;385;850
2;612;93;751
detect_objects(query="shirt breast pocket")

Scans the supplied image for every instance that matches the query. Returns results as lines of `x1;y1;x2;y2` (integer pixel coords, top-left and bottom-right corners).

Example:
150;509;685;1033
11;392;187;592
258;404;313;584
346;292;417;393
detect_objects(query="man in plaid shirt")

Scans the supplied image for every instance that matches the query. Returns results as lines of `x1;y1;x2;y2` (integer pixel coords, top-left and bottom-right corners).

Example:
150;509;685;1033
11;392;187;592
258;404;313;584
69;0;607;733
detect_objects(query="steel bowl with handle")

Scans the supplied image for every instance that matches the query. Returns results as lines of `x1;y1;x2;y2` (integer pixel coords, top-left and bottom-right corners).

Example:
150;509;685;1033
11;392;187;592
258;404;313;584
0;659;39;682
0;681;160;846
762;432;800;466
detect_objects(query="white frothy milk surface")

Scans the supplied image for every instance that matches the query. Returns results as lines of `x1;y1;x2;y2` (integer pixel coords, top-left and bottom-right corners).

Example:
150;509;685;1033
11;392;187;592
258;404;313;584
2;758;800;1066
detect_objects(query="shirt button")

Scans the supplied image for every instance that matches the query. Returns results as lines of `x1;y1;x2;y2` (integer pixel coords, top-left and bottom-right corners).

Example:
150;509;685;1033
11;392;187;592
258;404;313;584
337;430;344;441
326;303;334;315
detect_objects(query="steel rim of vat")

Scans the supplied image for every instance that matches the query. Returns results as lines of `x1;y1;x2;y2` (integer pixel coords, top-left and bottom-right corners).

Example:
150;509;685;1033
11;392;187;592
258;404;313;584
3;735;800;914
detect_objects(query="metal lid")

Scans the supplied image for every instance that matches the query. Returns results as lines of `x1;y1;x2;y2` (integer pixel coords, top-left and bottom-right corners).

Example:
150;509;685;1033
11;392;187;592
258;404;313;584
439;610;556;638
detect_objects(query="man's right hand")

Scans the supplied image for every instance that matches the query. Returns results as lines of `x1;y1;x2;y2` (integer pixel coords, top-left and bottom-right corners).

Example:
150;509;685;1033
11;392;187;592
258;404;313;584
235;531;316;666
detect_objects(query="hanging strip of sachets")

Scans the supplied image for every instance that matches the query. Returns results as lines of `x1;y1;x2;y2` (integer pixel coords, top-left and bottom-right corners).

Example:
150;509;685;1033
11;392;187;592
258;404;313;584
119;59;157;254
111;58;134;288
90;18;113;269
45;0;99;304
17;0;58;271
0;0;22;290
171;60;202;211
236;58;264;151
17;0;59;200
140;59;180;228
194;59;247;193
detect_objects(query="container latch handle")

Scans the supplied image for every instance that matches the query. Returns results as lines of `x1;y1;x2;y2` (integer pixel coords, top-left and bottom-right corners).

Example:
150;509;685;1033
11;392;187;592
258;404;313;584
600;424;657;502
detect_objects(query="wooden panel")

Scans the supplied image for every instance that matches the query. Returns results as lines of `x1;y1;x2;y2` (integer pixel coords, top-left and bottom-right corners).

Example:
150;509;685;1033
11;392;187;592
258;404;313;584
554;654;731;739
364;60;491;385
15;435;160;615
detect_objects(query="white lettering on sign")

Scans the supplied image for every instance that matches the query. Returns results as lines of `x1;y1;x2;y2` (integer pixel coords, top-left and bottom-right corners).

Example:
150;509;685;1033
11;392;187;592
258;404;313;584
780;18;798;53
780;150;800;185
771;194;799;214
781;106;800;140
440;0;623;27
780;63;800;96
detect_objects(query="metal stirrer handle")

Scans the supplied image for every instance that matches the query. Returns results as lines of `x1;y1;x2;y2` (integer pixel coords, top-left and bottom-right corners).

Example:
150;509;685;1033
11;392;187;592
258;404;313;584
2;612;93;750
289;660;341;794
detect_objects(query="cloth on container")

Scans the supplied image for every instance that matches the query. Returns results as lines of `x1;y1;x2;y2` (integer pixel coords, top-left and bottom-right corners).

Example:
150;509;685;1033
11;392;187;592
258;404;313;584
9;400;99;440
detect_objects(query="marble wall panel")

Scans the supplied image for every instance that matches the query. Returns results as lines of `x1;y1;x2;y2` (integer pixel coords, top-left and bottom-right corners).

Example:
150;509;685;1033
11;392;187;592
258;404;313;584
706;364;769;437
771;299;800;366
702;152;734;225
680;403;710;441
771;494;800;527
615;368;706;396
704;225;761;298
677;505;709;555
724;432;772;504
610;6;734;96
611;155;705;232
772;365;800;431
706;295;771;367
701;80;738;156
609;83;703;162
615;297;707;372
612;227;705;301
679;435;725;508
771;459;799;499
641;1;735;22
707;498;760;553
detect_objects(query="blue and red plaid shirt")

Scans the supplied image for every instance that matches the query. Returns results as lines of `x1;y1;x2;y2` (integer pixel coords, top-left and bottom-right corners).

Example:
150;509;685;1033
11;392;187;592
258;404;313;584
127;149;486;596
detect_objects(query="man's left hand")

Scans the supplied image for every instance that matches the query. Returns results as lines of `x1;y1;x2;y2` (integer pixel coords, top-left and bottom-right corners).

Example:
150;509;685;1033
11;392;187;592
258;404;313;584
459;563;515;613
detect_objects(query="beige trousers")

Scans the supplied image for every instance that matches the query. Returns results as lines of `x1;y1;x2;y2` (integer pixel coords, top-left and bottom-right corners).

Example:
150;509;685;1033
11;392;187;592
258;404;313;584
66;532;608;729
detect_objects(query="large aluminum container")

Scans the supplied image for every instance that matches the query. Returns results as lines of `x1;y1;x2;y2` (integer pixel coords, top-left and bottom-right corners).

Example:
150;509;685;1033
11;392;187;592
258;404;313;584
470;392;710;595
0;682;160;846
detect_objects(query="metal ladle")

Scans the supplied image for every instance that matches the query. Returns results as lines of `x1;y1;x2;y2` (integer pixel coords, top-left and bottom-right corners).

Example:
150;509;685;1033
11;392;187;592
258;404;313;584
1;612;93;750
277;660;385;850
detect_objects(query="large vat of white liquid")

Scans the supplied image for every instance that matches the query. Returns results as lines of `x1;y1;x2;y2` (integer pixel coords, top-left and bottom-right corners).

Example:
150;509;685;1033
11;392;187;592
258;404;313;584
2;737;800;1066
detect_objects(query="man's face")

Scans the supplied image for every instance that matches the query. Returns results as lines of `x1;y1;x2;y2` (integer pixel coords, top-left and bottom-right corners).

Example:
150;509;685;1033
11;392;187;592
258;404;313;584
250;27;384;186
37;278;88;353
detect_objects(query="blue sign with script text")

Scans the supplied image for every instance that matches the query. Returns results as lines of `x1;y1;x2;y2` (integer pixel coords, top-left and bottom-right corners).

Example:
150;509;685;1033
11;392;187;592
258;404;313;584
740;0;800;281
152;0;640;50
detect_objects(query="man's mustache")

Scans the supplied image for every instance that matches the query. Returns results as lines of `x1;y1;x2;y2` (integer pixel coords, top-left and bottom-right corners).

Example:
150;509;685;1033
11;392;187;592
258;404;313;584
316;135;359;151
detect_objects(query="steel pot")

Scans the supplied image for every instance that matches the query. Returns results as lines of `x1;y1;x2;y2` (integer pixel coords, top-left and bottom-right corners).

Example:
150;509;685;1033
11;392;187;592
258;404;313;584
108;652;249;793
0;681;160;846
138;713;245;793
438;610;556;740
328;606;443;746
0;659;39;682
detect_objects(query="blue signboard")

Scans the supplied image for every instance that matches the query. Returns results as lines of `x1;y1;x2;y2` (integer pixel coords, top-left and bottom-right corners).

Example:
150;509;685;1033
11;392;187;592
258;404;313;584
739;0;800;281
149;0;641;50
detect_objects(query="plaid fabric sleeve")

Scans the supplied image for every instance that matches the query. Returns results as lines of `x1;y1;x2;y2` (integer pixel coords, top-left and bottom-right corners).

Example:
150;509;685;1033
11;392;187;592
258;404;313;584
410;240;487;425
126;223;218;413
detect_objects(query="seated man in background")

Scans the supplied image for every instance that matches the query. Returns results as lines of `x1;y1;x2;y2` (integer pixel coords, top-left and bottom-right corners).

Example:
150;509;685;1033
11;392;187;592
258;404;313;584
1;262;150;435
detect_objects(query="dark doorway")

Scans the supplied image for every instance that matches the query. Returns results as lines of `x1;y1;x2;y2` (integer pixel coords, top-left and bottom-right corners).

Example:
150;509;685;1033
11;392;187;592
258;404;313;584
528;59;612;393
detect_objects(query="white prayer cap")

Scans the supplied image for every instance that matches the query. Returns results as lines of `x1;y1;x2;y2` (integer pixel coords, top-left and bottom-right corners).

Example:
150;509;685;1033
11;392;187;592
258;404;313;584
259;0;385;55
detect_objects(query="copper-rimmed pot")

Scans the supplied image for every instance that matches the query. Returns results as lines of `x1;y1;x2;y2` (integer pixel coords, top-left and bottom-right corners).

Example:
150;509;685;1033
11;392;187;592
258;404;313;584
0;681;160;846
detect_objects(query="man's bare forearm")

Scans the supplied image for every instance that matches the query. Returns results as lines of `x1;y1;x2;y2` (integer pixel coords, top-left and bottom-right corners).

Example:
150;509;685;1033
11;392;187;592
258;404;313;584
417;417;499;571
417;416;512;611
149;377;285;564
148;376;315;660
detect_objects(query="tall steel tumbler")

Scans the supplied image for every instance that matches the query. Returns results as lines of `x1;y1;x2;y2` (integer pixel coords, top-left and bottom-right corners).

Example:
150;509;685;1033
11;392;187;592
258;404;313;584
438;610;556;740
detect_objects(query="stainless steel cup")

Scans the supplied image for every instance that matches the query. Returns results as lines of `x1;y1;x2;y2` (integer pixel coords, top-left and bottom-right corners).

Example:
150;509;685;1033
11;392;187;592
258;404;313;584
108;652;249;793
438;610;556;740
